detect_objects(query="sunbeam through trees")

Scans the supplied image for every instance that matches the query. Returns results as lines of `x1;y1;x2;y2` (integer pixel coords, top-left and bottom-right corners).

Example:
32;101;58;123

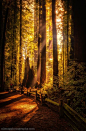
0;0;86;120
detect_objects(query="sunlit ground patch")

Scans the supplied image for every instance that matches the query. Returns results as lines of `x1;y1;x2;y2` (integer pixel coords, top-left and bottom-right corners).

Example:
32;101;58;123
22;106;38;122
0;94;22;103
0;92;9;95
0;94;38;124
0;103;38;123
11;102;37;112
0;111;17;121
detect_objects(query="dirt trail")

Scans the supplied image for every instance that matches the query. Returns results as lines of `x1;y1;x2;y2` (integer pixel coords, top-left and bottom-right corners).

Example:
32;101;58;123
0;92;73;131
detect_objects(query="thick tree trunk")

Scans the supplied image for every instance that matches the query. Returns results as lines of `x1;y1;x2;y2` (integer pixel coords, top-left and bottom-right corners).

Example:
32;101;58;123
52;0;58;76
37;0;42;83
72;0;86;62
1;5;9;91
13;0;17;82
40;0;46;84
0;0;3;91
11;0;18;82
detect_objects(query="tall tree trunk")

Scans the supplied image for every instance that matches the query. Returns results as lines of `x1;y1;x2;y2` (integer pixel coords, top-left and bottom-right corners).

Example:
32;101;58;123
0;0;3;91
72;0;86;62
11;19;14;79
63;22;65;88
1;3;9;91
69;0;74;60
12;0;17;83
13;0;17;82
19;0;22;85
34;0;39;82
52;0;58;77
0;0;3;47
67;0;69;65
37;0;42;83
40;0;46;84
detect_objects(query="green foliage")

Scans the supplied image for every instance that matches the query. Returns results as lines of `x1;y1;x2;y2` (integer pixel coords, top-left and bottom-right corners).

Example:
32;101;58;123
41;75;59;98
59;61;86;117
59;61;86;89
43;61;86;117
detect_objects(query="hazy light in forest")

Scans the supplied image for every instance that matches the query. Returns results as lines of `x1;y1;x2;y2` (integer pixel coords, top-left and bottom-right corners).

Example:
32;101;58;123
56;10;58;14
20;0;63;87
20;0;35;83
49;58;53;61
59;48;62;53
56;18;61;22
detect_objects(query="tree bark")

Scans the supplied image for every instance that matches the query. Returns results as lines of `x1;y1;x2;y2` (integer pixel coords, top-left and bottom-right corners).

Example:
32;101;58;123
37;0;42;83
72;0;86;62
67;0;69;65
34;0;39;82
1;3;9;91
19;0;22;84
0;0;3;91
41;0;46;84
52;0;58;76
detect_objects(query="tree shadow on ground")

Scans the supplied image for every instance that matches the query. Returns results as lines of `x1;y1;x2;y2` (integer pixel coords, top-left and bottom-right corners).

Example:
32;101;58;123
0;92;73;131
0;95;25;108
0;92;38;129
0;92;16;100
21;102;73;131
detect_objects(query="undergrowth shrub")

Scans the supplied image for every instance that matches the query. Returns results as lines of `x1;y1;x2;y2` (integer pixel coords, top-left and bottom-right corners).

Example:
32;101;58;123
41;61;86;117
59;61;86;117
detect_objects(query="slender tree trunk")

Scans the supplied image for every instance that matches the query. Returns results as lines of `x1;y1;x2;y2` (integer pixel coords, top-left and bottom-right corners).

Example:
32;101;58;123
52;0;58;77
67;0;69;66
19;0;22;85
63;22;65;88
11;20;13;79
14;0;18;83
40;0;46;84
13;0;17;82
34;0;38;41
69;0;74;60
34;0;38;82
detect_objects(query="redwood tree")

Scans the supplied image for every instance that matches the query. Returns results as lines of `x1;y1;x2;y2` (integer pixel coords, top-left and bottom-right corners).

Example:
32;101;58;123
0;0;3;91
19;0;22;84
1;1;10;91
52;0;58;77
41;0;46;84
72;0;86;62
37;0;42;83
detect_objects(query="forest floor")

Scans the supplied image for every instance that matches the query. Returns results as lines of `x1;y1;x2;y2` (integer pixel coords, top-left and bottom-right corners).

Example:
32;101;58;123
0;91;74;131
